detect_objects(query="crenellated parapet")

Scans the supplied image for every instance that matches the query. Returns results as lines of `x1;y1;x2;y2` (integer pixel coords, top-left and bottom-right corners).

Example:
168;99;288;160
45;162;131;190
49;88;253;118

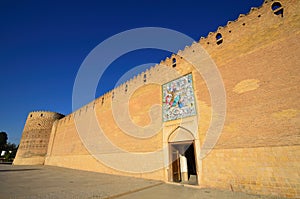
36;0;298;127
89;0;296;106
199;0;287;48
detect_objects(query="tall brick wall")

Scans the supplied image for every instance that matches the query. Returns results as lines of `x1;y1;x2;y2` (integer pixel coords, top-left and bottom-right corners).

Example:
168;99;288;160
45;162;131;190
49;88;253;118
201;32;300;198
197;0;300;198
17;0;300;198
45;81;168;180
14;111;64;165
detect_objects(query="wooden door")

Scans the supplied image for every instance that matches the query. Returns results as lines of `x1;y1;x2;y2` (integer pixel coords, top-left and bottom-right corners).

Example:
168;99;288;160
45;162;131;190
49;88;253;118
172;149;181;182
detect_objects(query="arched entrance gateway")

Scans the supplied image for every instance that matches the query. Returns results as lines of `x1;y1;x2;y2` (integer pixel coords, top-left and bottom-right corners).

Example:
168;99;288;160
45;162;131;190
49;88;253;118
166;127;199;185
161;73;201;185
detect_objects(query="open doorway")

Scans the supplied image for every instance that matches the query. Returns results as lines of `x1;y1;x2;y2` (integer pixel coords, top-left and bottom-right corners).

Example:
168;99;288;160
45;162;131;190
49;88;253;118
169;141;197;185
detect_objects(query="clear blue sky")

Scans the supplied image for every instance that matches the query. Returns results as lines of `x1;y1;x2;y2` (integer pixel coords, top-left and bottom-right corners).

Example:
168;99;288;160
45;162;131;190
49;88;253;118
0;0;264;144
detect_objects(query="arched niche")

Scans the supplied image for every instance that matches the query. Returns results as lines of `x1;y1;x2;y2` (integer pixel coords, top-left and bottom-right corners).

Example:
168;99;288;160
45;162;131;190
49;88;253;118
168;127;195;143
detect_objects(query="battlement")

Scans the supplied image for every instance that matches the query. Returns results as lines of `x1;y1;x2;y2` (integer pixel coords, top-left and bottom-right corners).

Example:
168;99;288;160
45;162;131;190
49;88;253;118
16;0;297;128
89;0;295;108
199;0;286;46
52;0;300;128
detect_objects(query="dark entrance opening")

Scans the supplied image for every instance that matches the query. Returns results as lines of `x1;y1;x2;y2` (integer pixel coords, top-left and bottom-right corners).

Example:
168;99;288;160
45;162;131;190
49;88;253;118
169;141;197;185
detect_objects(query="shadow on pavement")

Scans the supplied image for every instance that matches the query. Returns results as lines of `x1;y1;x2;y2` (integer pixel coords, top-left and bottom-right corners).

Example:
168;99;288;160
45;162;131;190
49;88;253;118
0;168;41;172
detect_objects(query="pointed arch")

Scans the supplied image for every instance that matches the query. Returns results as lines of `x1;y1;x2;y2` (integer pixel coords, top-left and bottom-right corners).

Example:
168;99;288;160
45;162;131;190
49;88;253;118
168;126;195;143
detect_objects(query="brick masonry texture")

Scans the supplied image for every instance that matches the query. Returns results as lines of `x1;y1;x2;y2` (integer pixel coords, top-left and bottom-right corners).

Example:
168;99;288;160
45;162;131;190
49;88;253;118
14;0;300;198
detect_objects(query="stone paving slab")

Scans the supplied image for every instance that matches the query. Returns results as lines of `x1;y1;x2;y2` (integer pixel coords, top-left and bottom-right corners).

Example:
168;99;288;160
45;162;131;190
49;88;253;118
0;165;287;199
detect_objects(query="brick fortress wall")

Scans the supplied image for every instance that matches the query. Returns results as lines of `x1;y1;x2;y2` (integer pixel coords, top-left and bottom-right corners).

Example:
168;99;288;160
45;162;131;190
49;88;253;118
197;0;300;198
15;0;300;198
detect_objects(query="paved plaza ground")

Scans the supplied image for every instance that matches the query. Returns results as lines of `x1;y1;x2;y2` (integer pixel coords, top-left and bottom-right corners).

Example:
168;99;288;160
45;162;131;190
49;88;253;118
0;164;286;199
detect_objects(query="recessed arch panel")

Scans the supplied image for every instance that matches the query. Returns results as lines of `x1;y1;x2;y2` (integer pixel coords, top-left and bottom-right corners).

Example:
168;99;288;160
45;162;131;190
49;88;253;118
168;127;195;143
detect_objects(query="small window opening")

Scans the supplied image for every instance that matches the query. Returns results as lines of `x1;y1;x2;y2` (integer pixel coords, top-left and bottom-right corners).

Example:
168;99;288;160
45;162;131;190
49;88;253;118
112;92;114;99
143;74;147;83
242;23;246;26
258;14;261;18
272;2;283;17
102;97;104;105
172;58;176;67
30;114;32;118
216;33;223;45
229;30;232;33
125;84;128;92
40;113;43;117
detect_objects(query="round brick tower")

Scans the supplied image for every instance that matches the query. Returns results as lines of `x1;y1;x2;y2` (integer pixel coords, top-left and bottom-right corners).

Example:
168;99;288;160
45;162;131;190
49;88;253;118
13;111;64;165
